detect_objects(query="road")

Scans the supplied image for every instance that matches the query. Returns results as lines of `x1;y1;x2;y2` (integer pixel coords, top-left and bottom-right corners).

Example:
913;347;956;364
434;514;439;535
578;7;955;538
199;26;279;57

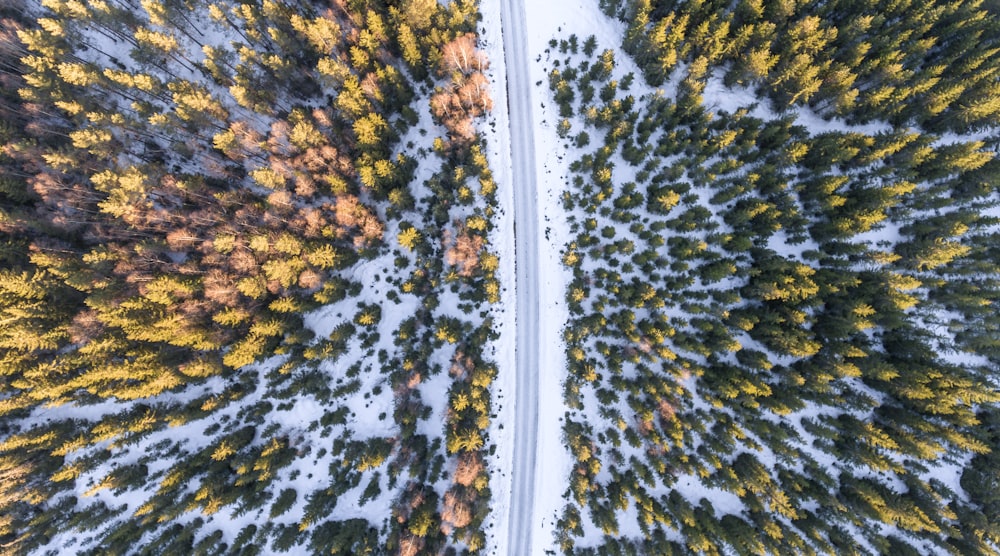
499;0;541;553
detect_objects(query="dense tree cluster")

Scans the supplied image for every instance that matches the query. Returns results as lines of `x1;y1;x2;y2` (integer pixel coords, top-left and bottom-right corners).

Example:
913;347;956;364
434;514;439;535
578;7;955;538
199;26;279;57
547;20;1000;554
604;0;1000;133
0;0;500;553
431;33;493;143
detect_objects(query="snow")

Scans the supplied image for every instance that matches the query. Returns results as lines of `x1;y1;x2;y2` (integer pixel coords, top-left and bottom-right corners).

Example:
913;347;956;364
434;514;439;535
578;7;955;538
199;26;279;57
507;0;630;552
702;76;893;136
40;250;432;553
476;0;517;552
509;0;694;545
416;371;454;438
492;0;1000;552
23;0;1000;552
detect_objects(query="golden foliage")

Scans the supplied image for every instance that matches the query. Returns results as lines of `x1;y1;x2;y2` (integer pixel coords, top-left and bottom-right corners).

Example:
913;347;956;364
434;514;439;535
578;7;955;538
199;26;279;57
443;225;485;277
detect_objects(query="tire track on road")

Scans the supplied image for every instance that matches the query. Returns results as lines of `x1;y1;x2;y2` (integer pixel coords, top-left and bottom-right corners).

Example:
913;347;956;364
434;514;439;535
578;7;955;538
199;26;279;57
499;0;542;553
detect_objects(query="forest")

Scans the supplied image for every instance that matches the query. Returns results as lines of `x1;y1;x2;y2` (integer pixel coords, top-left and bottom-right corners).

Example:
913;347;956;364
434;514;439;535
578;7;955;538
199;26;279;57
1;0;503;553
545;0;1000;553
3;0;1000;553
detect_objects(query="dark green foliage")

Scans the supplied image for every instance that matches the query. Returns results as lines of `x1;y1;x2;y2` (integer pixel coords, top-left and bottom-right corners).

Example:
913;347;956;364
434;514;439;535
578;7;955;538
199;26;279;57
269;488;298;519
1;0;499;553
308;519;379;555
621;0;1000;132
550;11;1000;553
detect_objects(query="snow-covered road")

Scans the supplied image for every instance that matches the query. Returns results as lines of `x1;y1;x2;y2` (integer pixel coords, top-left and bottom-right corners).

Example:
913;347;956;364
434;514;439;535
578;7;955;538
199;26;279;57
500;0;541;552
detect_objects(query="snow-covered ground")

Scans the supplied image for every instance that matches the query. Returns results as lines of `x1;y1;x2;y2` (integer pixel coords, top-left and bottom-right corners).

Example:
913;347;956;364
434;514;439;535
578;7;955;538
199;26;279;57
26;0;511;551
482;0;640;552
477;0;517;551
482;0;1000;552
516;0;607;550
17;0;1000;551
